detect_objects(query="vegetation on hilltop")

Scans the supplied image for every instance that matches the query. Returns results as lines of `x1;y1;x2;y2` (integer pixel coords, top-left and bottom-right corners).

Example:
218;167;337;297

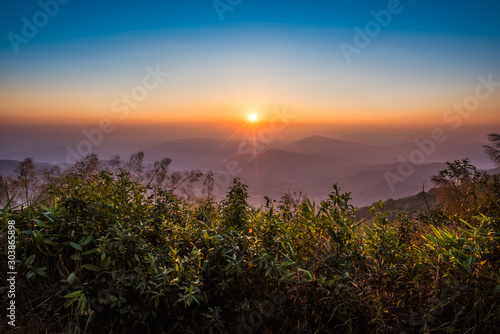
0;134;500;333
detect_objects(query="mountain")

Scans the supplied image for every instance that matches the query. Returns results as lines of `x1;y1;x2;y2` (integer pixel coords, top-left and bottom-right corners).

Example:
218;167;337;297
225;149;338;202
227;143;449;207
0;138;241;172
213;134;496;207
285;135;394;164
234;148;348;179
356;188;440;224
336;162;447;206
0;144;141;165
141;138;241;171
0;146;70;164
286;135;493;169
0;159;57;176
392;141;492;169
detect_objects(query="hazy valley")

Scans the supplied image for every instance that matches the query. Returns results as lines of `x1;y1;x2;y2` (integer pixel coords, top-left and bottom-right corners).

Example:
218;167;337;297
1;133;495;207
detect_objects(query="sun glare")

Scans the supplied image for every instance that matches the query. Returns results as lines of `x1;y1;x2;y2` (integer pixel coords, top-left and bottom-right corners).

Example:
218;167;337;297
248;113;258;123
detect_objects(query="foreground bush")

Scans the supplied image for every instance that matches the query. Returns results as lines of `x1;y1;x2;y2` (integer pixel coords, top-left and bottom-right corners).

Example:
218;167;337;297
1;169;500;333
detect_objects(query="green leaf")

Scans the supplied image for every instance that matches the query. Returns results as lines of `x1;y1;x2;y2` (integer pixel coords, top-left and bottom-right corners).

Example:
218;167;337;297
298;268;314;282
25;254;36;266
36;267;47;277
34;219;46;227
67;272;76;284
82;264;101;272
43;239;55;246
154;296;160;308
43;211;55;223
70;254;81;261
279;271;295;282
64;290;83;299
82;236;93;246
83;248;97;255
69;242;82;251
77;294;87;314
298;268;313;280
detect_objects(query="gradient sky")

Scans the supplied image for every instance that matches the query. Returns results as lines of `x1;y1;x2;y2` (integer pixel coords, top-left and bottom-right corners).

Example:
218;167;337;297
1;0;500;129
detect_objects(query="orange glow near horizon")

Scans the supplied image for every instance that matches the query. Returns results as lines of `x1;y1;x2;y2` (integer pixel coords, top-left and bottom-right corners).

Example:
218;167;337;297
1;91;499;128
2;69;498;128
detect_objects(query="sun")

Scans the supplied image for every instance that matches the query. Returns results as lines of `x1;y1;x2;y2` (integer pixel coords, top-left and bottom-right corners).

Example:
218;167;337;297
248;113;258;123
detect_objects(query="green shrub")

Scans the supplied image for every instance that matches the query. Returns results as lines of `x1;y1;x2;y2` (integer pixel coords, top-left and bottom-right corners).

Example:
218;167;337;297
1;166;499;333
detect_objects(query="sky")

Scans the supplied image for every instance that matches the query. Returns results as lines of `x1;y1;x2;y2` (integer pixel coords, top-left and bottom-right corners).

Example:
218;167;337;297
0;0;499;138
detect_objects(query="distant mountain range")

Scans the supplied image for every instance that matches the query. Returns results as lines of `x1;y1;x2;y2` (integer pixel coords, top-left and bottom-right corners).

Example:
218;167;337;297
0;135;495;207
0;159;59;176
225;135;493;206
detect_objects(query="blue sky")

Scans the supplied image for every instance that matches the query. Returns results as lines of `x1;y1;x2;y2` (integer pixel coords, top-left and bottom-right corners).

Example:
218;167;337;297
2;0;500;44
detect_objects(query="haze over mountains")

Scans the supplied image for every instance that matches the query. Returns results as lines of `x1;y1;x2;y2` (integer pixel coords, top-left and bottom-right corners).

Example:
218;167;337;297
0;131;495;207
231;135;494;206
